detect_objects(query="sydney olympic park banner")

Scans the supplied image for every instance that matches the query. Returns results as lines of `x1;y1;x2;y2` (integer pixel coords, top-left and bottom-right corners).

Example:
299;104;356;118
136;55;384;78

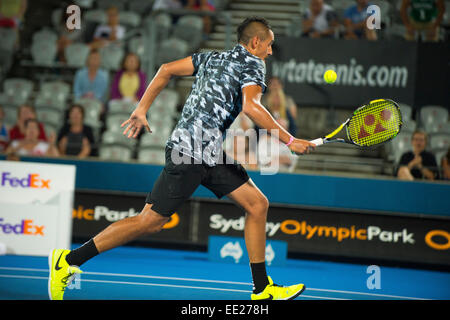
72;191;450;268
267;38;449;109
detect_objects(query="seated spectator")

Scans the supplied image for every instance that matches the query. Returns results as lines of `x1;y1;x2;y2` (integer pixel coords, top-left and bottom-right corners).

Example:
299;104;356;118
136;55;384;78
396;129;439;181
0;0;27;29
261;77;298;136
6;119;58;157
9;104;47;142
185;0;216;35
57;104;95;158
57;6;84;63
302;0;339;39
0;105;9;151
152;0;183;10
258;117;296;173
400;0;445;42
110;52;147;102
73;49;109;103
90;6;125;50
441;148;450;180
343;0;378;40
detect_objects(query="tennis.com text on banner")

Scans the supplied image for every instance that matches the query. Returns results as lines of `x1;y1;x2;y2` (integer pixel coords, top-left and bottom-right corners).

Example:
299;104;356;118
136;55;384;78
1;172;51;189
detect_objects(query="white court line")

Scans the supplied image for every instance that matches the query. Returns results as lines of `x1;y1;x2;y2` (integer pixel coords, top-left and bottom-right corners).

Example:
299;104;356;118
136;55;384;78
0;267;430;300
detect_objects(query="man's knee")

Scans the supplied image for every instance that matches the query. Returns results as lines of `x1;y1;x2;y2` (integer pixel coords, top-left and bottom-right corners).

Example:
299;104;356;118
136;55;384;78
139;204;170;234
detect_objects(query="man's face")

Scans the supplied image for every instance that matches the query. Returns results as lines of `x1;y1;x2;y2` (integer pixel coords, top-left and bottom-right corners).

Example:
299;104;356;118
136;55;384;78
412;132;426;153
310;0;323;15
254;30;274;61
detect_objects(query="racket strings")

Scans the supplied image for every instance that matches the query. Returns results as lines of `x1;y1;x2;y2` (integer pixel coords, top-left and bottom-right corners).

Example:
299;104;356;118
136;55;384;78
348;100;402;146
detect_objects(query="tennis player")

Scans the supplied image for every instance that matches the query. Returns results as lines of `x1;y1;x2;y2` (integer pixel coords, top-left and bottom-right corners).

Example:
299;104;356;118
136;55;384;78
49;17;315;300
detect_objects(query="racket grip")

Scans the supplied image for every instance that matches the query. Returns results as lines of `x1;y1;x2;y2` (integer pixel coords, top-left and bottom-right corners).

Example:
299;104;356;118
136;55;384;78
310;138;324;146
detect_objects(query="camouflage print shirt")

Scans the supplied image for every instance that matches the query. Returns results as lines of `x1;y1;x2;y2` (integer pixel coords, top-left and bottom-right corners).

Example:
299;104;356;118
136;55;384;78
166;44;267;166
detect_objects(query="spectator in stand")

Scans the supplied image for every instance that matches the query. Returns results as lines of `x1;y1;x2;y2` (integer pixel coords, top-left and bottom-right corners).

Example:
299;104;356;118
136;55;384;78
0;105;9;152
396;129;439;181
261;77;297;137
6;119;58;157
441;148;450;180
258;117;296;173
110;52;147;102
0;0;27;28
9;104;47;142
400;0;445;42
90;6;125;50
302;0;339;39
56;6;84;63
343;0;378;40
185;0;216;35
57;104;95;158
73;49;109;103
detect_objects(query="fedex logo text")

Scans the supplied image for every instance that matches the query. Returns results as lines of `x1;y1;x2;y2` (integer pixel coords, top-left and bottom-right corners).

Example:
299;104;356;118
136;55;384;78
0;218;45;236
1;172;50;189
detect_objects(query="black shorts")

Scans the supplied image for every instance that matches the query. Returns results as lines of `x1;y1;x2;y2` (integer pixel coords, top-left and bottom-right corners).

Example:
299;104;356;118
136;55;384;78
146;147;250;217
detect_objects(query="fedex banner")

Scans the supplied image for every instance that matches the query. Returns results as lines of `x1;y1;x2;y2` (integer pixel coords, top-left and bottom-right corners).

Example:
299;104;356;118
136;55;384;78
268;38;418;107
0;161;76;256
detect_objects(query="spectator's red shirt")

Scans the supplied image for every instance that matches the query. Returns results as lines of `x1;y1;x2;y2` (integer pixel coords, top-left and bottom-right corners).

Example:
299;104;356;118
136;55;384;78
9;123;47;142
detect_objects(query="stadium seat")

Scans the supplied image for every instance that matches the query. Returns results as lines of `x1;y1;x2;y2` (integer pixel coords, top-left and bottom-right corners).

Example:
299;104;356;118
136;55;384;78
119;11;141;28
398;103;413;121
172;15;204;51
65;43;90;68
140;131;168;148
401;119;416;132
32;29;58;45
430;133;450;151
39;81;71;101
3;78;34;106
129;36;145;61
41;121;59;137
83;9;107;25
102;130;137;147
36;108;62;126
31;41;57;66
137;147;166;164
100;44;124;70
2;104;17;126
144;13;173;42
152;89;179;112
390;130;413;164
420;106;448;132
285;17;303;38
108;99;137;115
0;27;17;52
74;0;94;8
128;0;154;14
106;113;129;132
156;38;189;67
99;145;132;162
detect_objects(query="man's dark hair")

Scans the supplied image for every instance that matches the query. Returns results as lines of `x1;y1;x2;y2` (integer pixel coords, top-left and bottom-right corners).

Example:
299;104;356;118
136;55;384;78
237;17;272;45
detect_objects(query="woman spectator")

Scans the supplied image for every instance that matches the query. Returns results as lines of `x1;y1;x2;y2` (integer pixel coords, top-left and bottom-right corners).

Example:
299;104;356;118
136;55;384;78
261;77;298;136
6;118;58;157
57;104;95;158
91;6;125;50
110;52;147;102
9;104;47;142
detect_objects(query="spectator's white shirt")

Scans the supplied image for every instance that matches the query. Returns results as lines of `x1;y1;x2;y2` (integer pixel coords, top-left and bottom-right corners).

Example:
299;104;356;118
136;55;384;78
11;140;49;156
305;4;335;32
93;24;125;40
257;133;296;173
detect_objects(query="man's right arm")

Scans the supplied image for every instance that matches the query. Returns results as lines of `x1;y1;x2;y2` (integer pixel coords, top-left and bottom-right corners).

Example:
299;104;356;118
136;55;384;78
242;85;314;155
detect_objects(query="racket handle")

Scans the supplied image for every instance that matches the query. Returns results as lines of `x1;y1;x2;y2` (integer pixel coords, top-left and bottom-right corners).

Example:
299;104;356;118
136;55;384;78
310;138;324;146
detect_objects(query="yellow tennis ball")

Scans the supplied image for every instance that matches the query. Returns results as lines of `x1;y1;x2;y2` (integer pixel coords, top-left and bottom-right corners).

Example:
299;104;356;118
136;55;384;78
324;70;337;84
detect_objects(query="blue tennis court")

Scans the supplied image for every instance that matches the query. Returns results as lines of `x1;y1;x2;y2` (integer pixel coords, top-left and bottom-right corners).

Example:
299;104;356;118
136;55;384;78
1;244;449;300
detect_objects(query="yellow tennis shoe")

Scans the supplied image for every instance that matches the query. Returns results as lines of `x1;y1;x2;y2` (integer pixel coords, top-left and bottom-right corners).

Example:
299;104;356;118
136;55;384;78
251;276;305;300
48;249;83;300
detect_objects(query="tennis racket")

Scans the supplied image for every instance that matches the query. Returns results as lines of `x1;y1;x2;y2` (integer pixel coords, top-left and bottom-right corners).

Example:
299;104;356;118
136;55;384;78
310;99;402;147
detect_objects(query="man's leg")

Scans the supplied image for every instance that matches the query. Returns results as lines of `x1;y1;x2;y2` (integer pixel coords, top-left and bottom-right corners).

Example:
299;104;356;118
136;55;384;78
226;179;269;292
66;204;169;266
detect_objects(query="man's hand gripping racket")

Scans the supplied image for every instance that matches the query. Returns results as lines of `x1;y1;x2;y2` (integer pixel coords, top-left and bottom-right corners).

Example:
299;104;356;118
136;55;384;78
309;99;402;149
